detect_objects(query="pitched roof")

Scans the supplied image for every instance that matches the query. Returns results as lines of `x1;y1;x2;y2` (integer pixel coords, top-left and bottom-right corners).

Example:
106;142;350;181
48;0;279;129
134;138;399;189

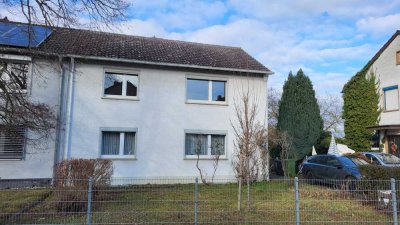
361;30;400;73
0;21;271;74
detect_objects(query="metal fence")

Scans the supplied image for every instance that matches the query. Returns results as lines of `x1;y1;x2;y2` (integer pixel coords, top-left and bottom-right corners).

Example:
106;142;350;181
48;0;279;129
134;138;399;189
1;177;399;224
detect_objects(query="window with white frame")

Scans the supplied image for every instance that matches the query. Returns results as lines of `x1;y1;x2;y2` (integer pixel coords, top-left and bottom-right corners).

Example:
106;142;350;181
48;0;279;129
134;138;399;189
383;85;399;111
0;126;26;160
186;78;226;102
0;62;29;91
396;51;400;65
101;131;136;157
185;133;226;157
104;72;138;97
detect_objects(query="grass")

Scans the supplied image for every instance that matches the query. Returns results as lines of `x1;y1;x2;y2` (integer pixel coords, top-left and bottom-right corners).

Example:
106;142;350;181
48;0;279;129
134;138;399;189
0;181;395;224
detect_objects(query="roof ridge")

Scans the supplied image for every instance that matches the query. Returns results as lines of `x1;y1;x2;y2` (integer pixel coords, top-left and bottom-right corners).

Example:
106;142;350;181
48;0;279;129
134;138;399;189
0;20;242;50
60;27;243;50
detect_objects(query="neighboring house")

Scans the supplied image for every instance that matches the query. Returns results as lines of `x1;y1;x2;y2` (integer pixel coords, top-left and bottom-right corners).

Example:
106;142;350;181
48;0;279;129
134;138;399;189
0;20;272;180
365;30;400;156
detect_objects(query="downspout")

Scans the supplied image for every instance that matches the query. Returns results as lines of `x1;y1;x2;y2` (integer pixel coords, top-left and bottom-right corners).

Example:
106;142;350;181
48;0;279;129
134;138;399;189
63;57;76;160
263;74;270;181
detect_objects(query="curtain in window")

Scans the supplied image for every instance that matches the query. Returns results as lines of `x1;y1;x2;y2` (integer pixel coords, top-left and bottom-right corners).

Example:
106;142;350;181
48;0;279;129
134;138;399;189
211;135;225;155
124;132;136;155
102;132;120;155
185;134;207;155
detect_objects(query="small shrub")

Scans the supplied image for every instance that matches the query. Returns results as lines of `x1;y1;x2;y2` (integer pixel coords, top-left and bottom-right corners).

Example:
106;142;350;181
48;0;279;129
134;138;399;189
53;159;113;213
359;165;400;180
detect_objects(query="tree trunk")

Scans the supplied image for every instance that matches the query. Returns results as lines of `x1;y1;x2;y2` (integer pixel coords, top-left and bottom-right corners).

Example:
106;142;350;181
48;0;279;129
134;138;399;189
237;179;242;211
246;175;250;210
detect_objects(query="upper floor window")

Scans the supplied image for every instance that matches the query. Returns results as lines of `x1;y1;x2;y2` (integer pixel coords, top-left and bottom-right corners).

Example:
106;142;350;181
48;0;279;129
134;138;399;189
101;130;136;158
396;51;400;65
186;78;226;103
383;85;399;111
185;132;226;158
0;126;26;160
104;72;138;98
0;63;29;92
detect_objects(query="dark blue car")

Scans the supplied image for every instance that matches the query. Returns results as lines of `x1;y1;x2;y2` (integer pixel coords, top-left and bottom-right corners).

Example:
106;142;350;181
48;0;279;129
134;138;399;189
300;155;367;181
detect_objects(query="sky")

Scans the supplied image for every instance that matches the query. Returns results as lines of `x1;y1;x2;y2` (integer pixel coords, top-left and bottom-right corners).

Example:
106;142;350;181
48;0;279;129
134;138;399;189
2;0;400;96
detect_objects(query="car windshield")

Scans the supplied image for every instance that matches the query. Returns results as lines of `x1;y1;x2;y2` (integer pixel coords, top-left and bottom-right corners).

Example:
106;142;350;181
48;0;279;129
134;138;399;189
339;157;357;167
351;158;369;166
376;154;400;164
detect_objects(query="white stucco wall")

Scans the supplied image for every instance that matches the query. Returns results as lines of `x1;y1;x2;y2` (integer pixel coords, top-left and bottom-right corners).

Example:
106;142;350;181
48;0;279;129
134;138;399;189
68;62;267;178
369;35;400;126
0;59;60;179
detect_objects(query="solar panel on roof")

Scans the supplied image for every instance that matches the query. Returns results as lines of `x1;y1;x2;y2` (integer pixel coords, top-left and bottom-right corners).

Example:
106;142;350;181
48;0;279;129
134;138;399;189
0;22;53;47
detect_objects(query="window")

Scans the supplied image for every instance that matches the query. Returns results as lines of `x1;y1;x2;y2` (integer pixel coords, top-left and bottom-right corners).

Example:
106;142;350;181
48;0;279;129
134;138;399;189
326;157;341;167
396;51;400;65
383;85;399;111
185;133;226;157
0;63;29;91
0;126;26;160
104;72;138;98
187;78;226;102
101;131;136;158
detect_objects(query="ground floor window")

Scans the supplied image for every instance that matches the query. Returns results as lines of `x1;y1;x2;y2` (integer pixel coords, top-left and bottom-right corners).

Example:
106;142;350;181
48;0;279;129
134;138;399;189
0;126;26;160
101;130;136;158
185;132;226;157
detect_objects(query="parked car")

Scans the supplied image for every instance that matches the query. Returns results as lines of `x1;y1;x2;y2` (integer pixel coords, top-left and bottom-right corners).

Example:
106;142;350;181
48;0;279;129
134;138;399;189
300;155;366;181
362;152;400;167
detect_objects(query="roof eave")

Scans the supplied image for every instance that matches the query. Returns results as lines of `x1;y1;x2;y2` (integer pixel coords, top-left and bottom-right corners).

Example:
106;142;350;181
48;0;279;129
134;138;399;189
65;54;273;75
0;46;272;75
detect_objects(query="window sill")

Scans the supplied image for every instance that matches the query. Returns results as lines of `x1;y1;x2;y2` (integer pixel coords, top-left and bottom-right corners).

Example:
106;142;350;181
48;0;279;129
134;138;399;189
184;156;228;160
383;109;399;113
186;100;228;106
0;158;23;161
100;155;136;160
102;96;139;101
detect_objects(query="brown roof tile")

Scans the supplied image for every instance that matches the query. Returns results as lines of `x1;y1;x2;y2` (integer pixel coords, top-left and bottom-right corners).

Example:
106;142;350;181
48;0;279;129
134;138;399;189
37;27;271;73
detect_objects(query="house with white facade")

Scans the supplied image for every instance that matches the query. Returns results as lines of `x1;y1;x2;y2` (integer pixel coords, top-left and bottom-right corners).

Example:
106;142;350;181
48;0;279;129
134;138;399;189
0;20;271;180
365;30;400;156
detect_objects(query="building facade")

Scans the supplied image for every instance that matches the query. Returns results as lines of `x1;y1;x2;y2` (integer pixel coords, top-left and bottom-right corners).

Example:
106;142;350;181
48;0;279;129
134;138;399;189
366;31;400;155
0;20;271;179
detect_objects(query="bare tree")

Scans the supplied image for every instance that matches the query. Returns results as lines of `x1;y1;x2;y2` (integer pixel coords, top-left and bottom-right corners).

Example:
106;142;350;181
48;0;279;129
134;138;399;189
231;89;266;211
269;129;293;178
318;94;343;133
268;87;281;127
1;0;128;28
0;0;129;146
190;134;221;185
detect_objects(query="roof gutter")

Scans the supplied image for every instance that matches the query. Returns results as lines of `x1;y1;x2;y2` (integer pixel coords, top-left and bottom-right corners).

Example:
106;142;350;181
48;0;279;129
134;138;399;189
65;54;273;75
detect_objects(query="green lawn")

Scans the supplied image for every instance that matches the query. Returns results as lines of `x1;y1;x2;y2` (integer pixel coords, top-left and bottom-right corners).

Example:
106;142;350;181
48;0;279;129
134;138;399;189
0;181;394;224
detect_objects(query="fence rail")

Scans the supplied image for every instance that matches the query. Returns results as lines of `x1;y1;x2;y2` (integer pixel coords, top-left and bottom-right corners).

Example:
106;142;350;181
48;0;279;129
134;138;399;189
1;177;399;224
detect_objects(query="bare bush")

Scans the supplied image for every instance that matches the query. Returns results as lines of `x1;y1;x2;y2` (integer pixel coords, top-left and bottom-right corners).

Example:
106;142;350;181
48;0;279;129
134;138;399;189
54;159;113;212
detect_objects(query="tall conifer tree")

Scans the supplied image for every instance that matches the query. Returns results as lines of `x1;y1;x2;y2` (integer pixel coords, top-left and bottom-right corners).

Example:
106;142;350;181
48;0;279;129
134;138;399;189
342;71;380;151
277;69;323;160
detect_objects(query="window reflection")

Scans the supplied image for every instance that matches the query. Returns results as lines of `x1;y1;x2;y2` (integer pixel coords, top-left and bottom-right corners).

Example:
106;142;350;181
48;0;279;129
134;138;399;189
187;79;209;100
104;72;138;97
212;81;225;101
104;73;123;95
126;76;138;97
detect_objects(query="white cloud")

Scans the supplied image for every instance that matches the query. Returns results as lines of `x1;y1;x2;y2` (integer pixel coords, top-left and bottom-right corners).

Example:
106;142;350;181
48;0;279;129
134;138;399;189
357;13;400;37
111;19;167;37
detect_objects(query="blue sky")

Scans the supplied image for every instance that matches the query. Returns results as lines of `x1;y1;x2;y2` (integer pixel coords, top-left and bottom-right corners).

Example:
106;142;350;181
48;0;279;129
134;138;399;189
3;0;400;96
